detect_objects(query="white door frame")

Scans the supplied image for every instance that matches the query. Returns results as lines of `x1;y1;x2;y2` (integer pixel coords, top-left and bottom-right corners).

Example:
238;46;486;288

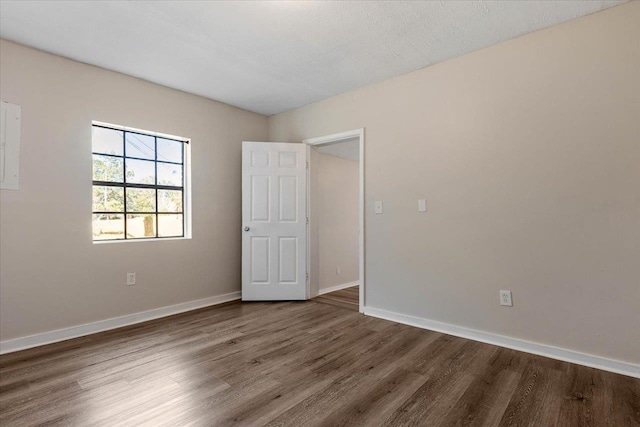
304;128;365;312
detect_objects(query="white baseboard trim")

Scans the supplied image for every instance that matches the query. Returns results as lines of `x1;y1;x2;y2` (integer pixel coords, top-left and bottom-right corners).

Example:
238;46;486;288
0;291;241;355
318;281;359;296
363;306;640;379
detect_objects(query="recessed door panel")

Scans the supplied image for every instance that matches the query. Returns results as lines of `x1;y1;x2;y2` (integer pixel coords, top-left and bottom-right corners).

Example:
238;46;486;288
250;237;270;284
279;176;298;222
251;151;270;167
279;237;298;283
251;176;270;222
278;151;297;168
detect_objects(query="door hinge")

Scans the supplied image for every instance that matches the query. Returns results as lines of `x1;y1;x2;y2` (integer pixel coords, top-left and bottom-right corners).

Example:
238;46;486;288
306;217;309;225
306;161;309;169
306;273;309;282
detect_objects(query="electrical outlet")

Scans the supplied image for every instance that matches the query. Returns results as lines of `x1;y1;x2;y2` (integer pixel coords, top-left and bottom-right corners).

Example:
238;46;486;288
375;201;383;214
499;290;512;307
336;267;341;275
127;273;136;286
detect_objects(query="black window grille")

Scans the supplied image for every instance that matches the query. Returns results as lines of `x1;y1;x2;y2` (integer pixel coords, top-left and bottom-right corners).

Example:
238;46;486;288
91;124;188;241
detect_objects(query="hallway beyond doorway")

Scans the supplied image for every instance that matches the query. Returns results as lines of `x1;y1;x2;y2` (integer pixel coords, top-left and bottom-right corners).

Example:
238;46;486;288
312;286;359;311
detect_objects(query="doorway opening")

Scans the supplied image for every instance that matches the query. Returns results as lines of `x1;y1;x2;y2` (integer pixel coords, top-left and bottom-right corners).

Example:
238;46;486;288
304;129;365;312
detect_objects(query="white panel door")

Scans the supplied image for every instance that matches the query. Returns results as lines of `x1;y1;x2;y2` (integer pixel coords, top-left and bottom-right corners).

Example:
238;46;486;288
242;142;307;300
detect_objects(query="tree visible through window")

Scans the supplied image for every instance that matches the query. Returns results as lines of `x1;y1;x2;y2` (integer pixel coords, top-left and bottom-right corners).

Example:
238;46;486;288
92;124;188;241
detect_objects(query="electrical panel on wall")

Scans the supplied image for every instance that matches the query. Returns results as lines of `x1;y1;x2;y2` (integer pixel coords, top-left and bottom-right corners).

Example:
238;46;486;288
0;101;21;190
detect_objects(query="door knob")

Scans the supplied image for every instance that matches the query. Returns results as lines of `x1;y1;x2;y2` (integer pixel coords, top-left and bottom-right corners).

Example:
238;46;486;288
244;226;250;232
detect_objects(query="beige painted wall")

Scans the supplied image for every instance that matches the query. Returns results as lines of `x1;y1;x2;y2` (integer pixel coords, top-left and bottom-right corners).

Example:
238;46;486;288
269;3;640;364
0;40;267;341
310;149;359;294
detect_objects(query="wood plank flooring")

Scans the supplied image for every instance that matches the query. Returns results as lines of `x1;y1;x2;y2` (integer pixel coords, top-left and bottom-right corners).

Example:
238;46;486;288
1;299;638;426
312;285;359;311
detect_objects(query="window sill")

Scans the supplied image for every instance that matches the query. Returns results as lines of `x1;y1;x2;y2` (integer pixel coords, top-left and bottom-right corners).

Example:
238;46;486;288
93;236;192;245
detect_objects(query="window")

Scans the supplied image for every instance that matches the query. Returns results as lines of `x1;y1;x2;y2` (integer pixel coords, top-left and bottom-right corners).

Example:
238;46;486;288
92;124;189;241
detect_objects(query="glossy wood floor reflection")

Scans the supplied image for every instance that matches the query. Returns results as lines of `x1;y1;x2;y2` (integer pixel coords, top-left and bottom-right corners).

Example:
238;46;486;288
1;300;638;426
313;285;359;311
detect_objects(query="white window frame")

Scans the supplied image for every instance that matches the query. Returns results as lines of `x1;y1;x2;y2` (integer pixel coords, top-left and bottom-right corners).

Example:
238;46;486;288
91;121;192;243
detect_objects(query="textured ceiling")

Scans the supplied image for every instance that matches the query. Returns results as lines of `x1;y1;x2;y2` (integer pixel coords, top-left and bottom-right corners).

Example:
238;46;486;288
0;1;626;115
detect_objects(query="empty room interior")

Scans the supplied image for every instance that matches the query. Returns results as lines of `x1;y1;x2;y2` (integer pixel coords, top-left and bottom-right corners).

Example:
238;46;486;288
0;1;638;426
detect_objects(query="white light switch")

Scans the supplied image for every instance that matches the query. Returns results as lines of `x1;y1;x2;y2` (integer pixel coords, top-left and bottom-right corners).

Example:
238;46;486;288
375;201;383;214
418;199;427;212
0;101;21;190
